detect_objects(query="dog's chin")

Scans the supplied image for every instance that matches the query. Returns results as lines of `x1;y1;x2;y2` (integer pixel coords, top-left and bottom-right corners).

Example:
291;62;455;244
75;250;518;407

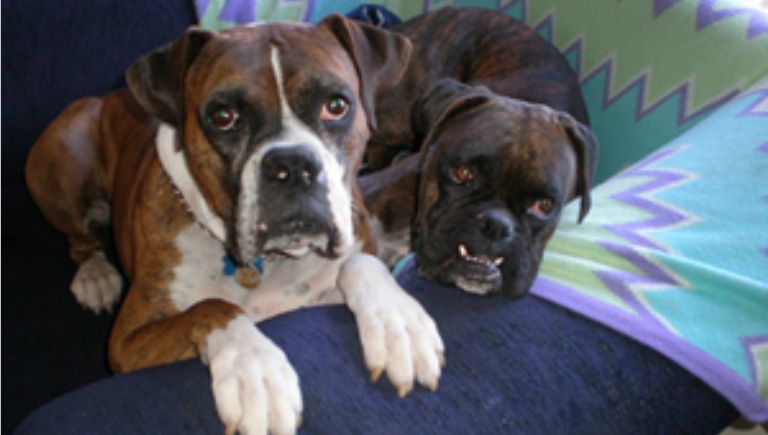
446;259;503;295
420;251;505;296
234;217;343;265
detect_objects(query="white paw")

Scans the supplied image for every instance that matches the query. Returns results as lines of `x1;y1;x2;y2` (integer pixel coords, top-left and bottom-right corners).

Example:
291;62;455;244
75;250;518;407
205;315;302;435
70;251;122;314
339;254;445;397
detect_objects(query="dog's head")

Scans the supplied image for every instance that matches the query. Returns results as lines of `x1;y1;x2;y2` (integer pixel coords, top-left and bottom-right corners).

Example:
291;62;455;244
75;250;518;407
126;16;411;265
413;79;597;298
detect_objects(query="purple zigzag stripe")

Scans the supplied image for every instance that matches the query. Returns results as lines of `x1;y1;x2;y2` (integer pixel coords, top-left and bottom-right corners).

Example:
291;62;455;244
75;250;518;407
423;0;438;13
604;148;691;251
498;0;527;19
534;13;554;40
594;242;677;329
219;0;312;23
654;0;682;18
697;0;768;39
198;0;212;17
219;0;256;23
739;89;768;117
301;0;315;21
741;336;768;389
590;147;692;328
563;37;583;77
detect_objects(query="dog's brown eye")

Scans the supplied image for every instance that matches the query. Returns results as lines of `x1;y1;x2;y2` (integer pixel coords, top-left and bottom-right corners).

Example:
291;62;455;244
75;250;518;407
209;107;239;130
450;163;475;185
320;96;349;121
528;198;554;219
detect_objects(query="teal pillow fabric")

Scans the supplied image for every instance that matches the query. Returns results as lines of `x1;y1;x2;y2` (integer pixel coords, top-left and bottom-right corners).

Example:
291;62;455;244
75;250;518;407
538;81;768;421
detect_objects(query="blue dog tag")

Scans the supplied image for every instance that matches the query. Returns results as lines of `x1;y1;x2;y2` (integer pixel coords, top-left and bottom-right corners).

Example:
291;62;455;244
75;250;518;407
223;254;264;275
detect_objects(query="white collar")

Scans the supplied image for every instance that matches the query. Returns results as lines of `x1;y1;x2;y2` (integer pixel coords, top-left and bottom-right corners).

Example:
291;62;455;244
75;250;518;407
155;123;227;242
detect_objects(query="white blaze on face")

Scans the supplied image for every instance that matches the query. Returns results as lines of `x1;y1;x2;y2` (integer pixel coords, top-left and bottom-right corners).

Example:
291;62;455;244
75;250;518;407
235;45;354;262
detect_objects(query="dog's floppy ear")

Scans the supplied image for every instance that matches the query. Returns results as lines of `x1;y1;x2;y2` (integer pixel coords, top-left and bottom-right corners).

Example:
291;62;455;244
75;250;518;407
126;27;214;126
415;78;495;148
319;14;412;130
556;112;598;223
411;80;495;243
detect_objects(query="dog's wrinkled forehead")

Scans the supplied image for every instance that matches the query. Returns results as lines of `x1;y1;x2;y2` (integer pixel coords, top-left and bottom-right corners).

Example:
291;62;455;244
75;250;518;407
185;24;361;117
435;100;571;164
425;100;579;200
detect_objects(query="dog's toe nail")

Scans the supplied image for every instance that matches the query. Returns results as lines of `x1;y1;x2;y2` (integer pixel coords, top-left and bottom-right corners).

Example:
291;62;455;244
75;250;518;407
370;367;383;382
428;379;439;392
397;383;412;398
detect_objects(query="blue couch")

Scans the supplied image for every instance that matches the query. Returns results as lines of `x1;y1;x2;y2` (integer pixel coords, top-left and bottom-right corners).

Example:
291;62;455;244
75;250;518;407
4;0;762;433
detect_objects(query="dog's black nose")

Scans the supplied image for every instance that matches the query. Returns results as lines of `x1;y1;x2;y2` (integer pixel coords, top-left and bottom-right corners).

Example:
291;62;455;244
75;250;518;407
262;147;322;188
478;209;515;242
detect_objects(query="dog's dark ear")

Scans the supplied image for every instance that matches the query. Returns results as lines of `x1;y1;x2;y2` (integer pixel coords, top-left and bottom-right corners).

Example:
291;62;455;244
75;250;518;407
411;80;494;241
319;14;412;130
556;112;598;223
416;78;494;147
126;27;214;126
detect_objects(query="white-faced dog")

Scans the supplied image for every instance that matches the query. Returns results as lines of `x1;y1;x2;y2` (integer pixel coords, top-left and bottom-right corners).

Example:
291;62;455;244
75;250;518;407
26;16;444;435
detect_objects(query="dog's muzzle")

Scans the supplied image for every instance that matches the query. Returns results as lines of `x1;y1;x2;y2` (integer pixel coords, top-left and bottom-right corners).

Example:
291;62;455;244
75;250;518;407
253;145;340;260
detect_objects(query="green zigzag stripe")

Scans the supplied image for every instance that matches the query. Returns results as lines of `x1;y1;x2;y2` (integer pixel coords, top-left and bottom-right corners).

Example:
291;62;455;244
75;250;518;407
580;65;714;182
523;0;768;115
254;0;307;22
199;0;308;29
540;152;696;313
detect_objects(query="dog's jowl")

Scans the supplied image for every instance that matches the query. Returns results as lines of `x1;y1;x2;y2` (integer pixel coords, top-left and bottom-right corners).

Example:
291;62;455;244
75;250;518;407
26;16;444;435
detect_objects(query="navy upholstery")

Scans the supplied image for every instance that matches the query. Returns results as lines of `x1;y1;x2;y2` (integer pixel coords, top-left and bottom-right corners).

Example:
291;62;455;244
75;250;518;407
1;1;737;433
1;0;195;430
14;265;737;434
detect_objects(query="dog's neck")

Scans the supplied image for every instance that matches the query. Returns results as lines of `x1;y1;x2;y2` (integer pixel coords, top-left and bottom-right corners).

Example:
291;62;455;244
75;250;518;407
156;123;227;242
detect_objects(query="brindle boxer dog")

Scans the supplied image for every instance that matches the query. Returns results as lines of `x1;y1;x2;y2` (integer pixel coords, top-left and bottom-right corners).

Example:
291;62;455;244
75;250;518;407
26;16;444;435
360;7;597;298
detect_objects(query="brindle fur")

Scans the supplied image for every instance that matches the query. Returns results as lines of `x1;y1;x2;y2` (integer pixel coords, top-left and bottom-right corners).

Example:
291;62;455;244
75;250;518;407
361;8;596;297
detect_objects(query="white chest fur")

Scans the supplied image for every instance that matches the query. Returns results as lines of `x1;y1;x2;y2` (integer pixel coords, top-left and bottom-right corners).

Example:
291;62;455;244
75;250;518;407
169;224;349;321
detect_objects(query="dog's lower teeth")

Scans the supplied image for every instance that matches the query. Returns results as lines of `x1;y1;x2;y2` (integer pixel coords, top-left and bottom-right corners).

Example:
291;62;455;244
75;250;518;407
458;246;503;268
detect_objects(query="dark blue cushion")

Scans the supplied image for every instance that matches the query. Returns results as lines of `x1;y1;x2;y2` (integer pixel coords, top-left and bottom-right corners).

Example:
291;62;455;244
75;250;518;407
1;0;195;431
14;263;737;434
1;0;196;187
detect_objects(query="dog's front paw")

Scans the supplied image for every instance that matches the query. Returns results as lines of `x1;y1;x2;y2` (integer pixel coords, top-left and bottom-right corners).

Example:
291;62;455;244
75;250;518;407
204;315;302;435
70;250;122;314
339;254;445;397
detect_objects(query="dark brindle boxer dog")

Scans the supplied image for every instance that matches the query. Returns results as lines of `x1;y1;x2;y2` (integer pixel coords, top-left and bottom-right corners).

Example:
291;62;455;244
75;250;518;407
360;7;597;298
26;16;444;435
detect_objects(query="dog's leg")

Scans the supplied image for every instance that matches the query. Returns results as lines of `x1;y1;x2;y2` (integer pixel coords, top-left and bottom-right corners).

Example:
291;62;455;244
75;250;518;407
338;253;444;396
109;294;302;435
25;97;122;313
360;153;421;267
